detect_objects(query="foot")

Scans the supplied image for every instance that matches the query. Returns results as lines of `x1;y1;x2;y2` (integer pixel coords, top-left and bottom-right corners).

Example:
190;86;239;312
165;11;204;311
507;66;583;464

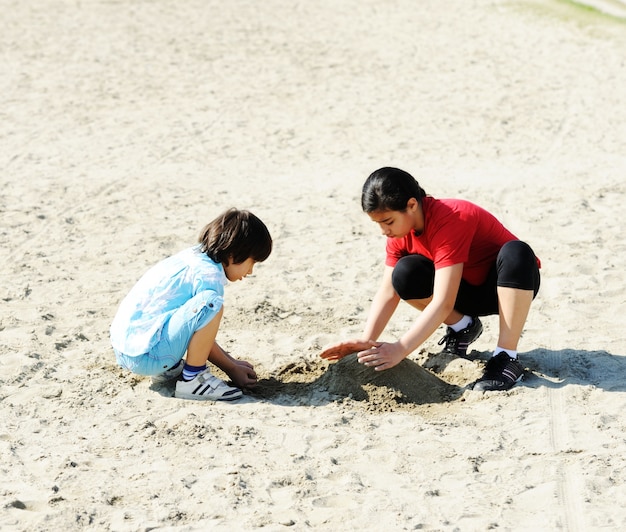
151;360;184;384
437;317;483;357
473;352;524;392
174;368;242;401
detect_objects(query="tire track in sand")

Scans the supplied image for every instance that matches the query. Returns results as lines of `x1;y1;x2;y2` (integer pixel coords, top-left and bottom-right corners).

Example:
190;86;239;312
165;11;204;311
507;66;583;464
546;346;586;532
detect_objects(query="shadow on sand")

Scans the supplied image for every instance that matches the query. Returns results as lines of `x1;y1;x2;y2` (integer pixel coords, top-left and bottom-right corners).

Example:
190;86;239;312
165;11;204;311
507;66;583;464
150;348;626;409
251;348;626;407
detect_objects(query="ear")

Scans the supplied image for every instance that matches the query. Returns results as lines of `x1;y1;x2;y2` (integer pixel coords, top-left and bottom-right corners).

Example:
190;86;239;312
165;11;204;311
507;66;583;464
406;197;419;212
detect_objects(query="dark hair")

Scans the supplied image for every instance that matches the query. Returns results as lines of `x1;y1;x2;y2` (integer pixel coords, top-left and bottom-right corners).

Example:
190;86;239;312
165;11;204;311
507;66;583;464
198;208;272;265
361;167;427;213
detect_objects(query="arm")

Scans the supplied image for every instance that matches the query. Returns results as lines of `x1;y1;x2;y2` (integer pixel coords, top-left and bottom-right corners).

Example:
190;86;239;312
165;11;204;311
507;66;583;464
320;266;400;361
358;263;463;370
361;265;400;341
208;342;257;389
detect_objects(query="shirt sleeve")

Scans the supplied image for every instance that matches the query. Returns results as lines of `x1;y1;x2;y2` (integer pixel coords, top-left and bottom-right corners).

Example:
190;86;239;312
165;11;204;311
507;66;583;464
176;289;224;330
427;209;476;269
385;237;406;267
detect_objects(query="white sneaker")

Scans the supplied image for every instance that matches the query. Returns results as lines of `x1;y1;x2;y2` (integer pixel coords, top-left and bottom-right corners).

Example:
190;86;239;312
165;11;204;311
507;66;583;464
151;361;184;384
174;368;242;401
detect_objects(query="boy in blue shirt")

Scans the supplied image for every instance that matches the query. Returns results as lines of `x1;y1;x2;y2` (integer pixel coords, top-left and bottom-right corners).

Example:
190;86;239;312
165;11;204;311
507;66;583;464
111;208;272;401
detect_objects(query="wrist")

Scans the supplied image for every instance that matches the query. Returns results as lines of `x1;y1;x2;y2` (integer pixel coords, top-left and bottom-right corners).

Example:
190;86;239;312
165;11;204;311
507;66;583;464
396;339;412;358
213;356;236;374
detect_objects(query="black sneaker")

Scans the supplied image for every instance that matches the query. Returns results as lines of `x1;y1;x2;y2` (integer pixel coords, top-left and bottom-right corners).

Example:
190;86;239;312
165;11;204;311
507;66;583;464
437;317;483;357
473;352;524;392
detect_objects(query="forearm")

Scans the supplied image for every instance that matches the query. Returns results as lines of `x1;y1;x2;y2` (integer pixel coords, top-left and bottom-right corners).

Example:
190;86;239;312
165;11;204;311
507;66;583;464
397;301;451;355
362;291;400;341
207;342;257;388
208;342;236;374
395;263;463;356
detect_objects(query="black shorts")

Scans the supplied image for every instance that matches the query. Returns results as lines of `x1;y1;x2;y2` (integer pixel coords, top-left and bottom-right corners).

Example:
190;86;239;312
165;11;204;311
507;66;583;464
390;240;541;316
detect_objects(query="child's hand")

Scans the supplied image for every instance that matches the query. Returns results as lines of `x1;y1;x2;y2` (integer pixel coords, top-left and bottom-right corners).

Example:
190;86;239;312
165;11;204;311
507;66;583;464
319;339;375;361
357;341;405;371
228;360;257;389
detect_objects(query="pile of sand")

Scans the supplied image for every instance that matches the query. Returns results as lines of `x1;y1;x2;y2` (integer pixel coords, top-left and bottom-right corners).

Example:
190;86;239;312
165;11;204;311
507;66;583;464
251;354;461;411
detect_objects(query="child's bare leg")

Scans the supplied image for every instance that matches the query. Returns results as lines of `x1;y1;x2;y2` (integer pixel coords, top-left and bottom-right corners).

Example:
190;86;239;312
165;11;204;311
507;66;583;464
175;306;242;401
185;306;224;366
472;286;533;391
496;287;534;350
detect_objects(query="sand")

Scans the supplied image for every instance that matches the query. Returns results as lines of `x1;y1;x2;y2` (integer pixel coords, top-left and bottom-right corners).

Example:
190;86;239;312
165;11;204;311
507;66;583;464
1;0;626;530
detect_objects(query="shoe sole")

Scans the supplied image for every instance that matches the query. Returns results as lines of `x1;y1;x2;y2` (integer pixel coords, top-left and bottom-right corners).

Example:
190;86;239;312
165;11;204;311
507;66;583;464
174;390;243;401
473;373;524;392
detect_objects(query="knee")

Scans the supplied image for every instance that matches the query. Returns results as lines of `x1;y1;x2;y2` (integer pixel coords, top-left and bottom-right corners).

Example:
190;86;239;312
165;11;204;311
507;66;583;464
391;255;435;300
497;241;540;293
498;241;536;269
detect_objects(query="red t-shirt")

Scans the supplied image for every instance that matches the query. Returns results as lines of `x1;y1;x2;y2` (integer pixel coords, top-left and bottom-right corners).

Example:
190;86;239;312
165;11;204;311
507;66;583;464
385;196;519;286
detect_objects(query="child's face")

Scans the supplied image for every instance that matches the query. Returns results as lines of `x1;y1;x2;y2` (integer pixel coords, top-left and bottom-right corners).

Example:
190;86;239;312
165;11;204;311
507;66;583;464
224;257;256;282
367;198;420;239
368;210;413;239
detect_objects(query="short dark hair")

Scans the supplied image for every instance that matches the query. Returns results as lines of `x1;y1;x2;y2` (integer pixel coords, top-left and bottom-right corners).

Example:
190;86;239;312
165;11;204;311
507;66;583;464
361;167;427;213
198;208;272;265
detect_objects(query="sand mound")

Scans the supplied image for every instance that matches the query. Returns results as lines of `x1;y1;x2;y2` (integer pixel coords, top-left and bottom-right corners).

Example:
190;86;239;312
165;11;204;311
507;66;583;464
252;354;460;411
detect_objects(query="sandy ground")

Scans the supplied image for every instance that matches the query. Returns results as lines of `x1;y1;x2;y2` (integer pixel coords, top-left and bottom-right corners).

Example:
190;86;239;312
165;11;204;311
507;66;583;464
1;0;626;530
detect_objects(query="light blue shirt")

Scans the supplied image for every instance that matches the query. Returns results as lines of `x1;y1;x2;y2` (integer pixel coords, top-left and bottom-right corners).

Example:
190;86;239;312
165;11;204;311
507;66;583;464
110;246;227;356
